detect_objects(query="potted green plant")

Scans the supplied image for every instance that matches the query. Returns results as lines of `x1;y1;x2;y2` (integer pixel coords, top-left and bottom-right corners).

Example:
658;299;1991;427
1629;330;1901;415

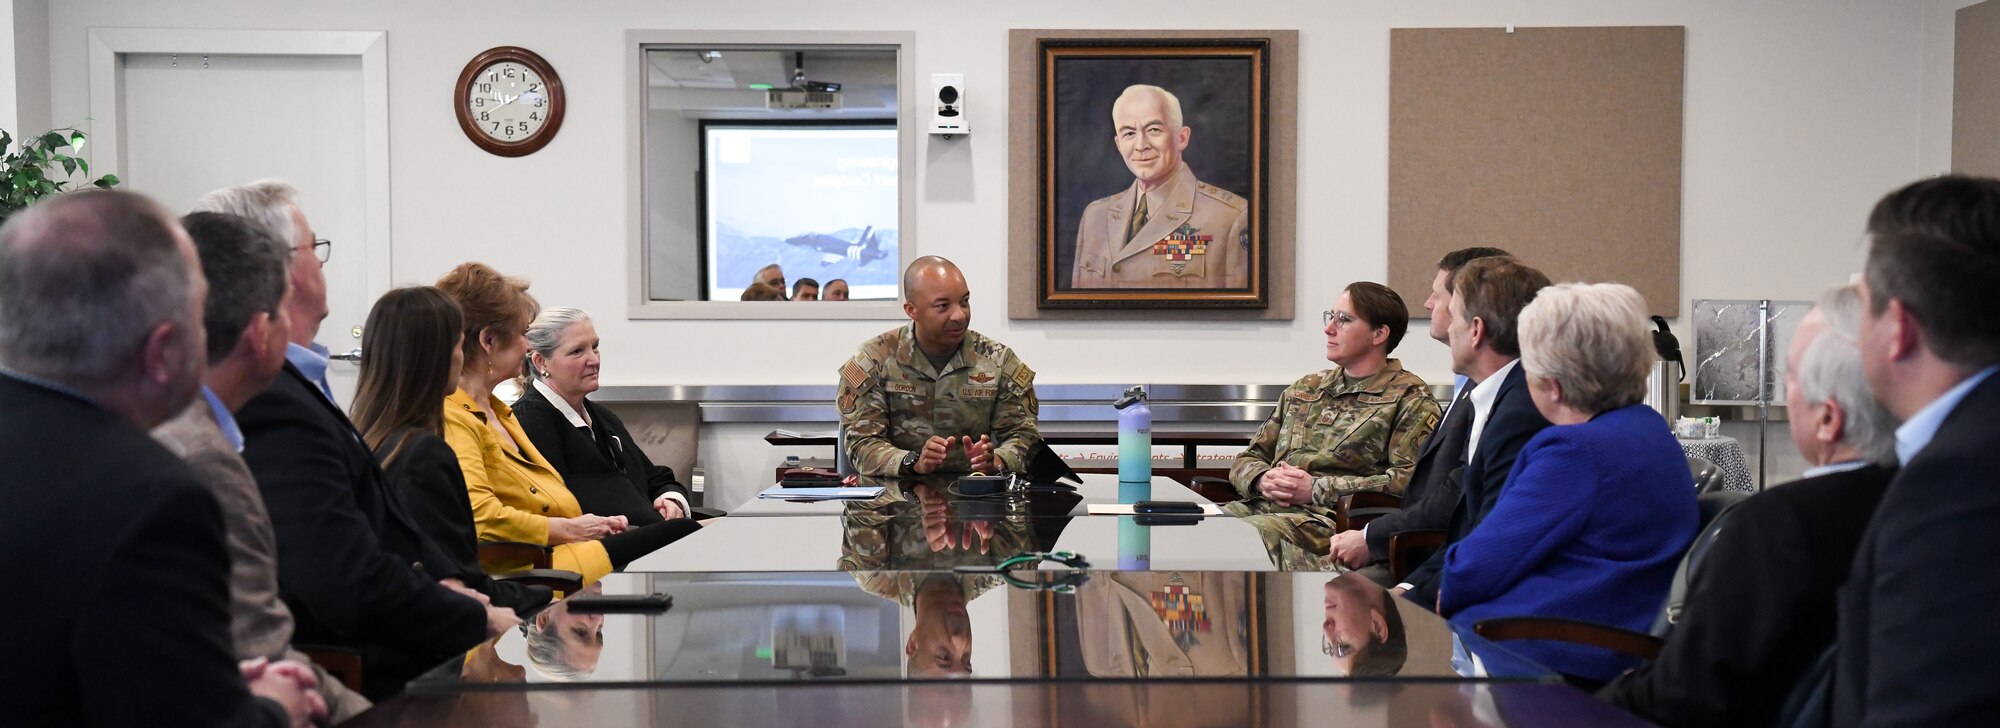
0;127;120;227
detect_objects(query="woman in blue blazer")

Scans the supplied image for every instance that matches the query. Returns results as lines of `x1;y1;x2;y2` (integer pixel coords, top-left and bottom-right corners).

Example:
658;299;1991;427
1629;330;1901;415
1439;282;1697;685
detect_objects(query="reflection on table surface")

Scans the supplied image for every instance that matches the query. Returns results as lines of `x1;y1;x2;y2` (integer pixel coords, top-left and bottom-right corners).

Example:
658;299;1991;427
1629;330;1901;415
628;475;1339;574
407;569;1553;693
356;678;1643;728
727;472;1201;517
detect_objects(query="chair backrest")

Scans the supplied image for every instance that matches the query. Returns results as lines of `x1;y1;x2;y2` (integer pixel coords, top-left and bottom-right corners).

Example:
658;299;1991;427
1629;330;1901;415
835;424;856;476
598;401;702;500
1687;455;1728;494
1651;489;1752;635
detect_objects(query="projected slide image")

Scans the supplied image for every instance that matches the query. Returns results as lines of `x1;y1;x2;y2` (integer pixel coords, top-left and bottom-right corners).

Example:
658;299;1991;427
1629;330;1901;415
704;124;900;301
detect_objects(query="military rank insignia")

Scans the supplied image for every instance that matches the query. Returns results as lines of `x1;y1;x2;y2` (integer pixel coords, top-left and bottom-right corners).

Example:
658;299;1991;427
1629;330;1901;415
1150;579;1211;641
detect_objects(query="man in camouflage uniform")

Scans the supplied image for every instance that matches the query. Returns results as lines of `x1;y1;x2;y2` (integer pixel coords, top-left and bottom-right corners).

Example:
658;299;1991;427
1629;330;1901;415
838;256;1040;477
1224;283;1442;547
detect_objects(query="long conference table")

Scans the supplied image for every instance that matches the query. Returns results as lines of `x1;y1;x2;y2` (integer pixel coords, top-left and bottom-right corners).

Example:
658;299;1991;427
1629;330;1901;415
344;473;1655;727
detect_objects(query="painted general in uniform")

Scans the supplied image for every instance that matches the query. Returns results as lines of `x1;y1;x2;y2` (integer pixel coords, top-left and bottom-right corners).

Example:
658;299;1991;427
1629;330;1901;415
1071;84;1251;289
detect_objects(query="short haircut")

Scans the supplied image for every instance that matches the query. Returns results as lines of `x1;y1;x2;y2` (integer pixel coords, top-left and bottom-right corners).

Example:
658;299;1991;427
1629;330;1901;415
1436;247;1514;293
1344;281;1411;354
524;307;592;382
1862;175;2000;368
435;262;537;371
1799;285;1899;464
1451;256;1551;358
1344;584;1408;677
189;179;303;254
1518;283;1653;414
739;281;786;301
0;191;196;387
901;255;962;301
181;212;289;365
1113;84;1184;129
793;277;820;296
350;286;463;466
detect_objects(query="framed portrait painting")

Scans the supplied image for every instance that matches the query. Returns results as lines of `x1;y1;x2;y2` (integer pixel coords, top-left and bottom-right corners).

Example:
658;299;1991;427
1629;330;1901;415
1007;31;1294;315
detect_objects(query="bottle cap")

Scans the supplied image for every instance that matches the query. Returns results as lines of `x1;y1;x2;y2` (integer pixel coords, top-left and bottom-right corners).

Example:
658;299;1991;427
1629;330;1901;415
1113;385;1148;409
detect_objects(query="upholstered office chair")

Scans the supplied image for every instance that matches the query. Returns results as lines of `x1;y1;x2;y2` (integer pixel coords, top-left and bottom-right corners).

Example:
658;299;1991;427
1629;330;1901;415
1688;455;1728;494
1471;490;1752;660
1335;491;1403;532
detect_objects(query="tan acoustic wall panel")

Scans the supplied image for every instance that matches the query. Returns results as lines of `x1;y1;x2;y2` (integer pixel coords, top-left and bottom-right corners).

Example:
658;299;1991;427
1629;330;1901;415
1389;26;1686;317
1956;1;2000;176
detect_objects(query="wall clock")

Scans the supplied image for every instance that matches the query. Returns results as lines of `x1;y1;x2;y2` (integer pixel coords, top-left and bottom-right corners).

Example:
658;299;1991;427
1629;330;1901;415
454;46;565;156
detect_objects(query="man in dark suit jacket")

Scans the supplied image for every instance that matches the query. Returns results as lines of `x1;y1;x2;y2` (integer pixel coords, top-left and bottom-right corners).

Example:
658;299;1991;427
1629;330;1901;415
241;361;506;700
208;179;507;701
1331;247;1513;577
1833;175;2000;725
0;192;318;726
1395;257;1553;607
1603;285;1898;727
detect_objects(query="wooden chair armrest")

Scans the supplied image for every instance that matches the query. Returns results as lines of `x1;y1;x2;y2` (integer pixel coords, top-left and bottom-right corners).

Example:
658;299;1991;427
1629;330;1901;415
1472;616;1665;661
294;644;364;693
492;568;585;596
479;541;554;569
1335;491;1405;531
1188;476;1239;504
1389;529;1447;582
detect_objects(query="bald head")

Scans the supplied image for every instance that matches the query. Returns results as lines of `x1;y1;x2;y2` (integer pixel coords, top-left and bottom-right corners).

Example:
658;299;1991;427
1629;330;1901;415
0;190;208;425
901;256;971;356
902;256;964;301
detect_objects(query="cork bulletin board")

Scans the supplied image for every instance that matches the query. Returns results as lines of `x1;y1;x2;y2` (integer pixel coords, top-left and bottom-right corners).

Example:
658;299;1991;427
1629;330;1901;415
1956;0;2000;177
1388;26;1686;317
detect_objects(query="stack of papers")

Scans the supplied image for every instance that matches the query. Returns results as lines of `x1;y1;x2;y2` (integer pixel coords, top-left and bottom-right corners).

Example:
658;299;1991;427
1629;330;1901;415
756;485;884;501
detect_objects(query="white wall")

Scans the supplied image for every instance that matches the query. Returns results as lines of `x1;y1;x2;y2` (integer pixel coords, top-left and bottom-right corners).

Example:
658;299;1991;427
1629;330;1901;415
41;0;1940;388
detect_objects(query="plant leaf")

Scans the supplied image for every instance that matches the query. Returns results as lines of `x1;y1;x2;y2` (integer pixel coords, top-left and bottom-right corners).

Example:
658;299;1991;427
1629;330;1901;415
95;173;120;189
60;158;75;176
68;132;85;152
40;131;67;149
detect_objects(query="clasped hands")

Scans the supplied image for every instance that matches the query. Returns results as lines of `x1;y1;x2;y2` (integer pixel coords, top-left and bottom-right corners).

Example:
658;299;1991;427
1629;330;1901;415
240;656;326;728
1257;463;1316;506
910;434;999;474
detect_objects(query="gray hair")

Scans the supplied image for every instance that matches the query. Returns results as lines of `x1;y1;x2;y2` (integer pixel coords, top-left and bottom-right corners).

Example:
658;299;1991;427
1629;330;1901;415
520;618;597;681
189;179;303;257
181;212;290;364
1113;84;1184;129
523;307;591;381
1517;283;1654;414
0;191;198;387
1799;284;1899;464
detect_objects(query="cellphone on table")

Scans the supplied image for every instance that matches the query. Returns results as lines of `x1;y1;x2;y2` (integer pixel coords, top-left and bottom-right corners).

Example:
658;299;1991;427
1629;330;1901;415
1132;500;1203;514
566;592;674;613
1134;514;1203;526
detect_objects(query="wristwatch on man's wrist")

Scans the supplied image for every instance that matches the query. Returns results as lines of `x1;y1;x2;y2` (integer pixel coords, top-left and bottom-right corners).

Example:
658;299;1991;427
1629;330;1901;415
900;449;920;475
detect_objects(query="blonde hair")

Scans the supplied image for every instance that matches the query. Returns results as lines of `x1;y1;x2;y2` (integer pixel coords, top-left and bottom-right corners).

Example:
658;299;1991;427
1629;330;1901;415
1517;283;1653;414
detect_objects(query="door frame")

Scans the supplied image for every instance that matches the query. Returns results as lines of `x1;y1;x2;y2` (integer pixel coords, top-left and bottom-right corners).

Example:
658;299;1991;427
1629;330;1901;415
87;27;391;299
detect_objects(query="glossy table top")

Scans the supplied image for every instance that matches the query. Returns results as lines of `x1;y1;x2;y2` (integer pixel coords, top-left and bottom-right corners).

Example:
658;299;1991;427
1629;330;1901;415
627;475;1311;574
350;680;1647;727
407;570;1553;692
728;473;1202;517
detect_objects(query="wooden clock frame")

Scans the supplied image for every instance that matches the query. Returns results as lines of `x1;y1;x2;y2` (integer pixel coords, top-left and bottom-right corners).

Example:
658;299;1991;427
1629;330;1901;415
454;45;566;157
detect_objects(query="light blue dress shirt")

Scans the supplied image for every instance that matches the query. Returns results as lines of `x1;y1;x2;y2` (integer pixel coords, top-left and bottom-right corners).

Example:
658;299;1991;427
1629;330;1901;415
1894;366;1999;465
199;385;244;452
284;341;335;404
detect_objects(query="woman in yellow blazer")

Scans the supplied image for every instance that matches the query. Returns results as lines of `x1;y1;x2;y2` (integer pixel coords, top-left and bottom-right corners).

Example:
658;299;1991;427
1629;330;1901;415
437;263;698;583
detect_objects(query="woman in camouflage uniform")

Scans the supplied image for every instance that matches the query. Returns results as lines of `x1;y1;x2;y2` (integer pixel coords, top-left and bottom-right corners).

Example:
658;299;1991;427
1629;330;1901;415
1226;282;1442;565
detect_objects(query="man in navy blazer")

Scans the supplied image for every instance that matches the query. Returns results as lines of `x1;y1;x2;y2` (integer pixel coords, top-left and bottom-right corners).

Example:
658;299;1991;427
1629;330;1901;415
1396;256;1552;607
0;192;321;726
1835;175;2000;725
1330;246;1513;577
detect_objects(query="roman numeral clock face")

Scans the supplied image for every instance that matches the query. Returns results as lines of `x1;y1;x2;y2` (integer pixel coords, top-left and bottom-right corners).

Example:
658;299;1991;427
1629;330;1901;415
454;46;565;156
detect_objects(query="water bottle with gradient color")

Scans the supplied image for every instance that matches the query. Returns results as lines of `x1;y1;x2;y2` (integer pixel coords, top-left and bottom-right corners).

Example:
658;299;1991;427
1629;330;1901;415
1115;386;1151;486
